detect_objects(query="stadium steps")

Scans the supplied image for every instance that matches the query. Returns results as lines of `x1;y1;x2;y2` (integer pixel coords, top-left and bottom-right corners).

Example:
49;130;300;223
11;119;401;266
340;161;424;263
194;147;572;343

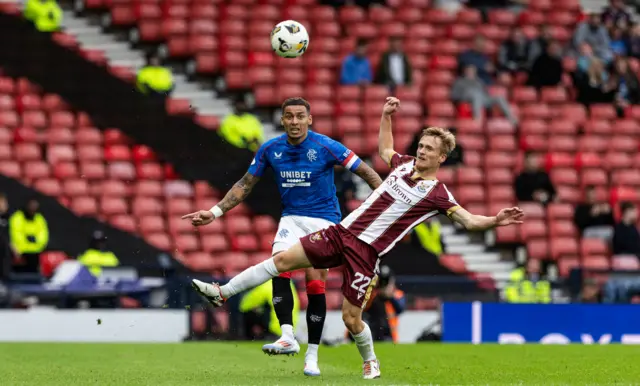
442;224;515;288
579;0;610;12
60;10;232;117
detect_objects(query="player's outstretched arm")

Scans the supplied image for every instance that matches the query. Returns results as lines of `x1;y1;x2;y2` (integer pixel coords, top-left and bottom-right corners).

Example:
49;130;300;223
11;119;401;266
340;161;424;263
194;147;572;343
449;206;524;232
378;97;400;166
353;162;383;190
181;173;260;226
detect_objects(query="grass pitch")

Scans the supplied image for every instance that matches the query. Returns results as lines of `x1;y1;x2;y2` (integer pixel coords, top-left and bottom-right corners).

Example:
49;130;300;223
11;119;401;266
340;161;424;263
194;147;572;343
1;342;639;385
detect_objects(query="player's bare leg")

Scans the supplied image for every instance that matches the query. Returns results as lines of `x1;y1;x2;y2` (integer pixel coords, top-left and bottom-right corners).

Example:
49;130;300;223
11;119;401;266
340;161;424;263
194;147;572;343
262;252;301;357
301;267;327;376
342;298;381;379
191;242;312;307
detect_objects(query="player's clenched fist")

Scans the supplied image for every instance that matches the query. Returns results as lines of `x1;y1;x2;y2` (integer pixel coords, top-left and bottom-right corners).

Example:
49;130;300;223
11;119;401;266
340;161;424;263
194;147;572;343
181;210;215;226
382;97;400;116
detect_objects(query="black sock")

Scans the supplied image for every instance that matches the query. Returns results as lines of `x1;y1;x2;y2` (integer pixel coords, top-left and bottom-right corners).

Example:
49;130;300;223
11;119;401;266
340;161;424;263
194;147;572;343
306;293;327;345
272;277;294;327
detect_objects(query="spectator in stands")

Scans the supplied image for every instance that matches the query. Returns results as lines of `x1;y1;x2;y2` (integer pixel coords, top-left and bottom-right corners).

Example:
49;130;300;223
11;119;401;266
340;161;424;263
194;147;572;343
579;278;602;303
450;64;518;125
527;41;563;89
9;198;48;275
601;0;632;30
504;261;551;303
602;277;640;303
497;28;534;73
239;279;299;341
340;39;373;86
573;12;613;64
218;97;264;153
334;167;357;219
612;202;640;258
136;53;174;97
610;56;640;107
514;152;556;205
412;219;445;257
24;0;63;33
573;185;615;238
77;231;120;277
628;24;640;58
609;26;629;57
574;58;617;106
529;25;554;62
0;193;12;280
375;36;412;88
465;0;528;15
458;36;494;85
433;0;463;13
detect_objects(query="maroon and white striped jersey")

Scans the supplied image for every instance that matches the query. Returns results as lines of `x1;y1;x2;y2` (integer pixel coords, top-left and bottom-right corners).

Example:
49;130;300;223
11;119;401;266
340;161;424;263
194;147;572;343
340;152;461;256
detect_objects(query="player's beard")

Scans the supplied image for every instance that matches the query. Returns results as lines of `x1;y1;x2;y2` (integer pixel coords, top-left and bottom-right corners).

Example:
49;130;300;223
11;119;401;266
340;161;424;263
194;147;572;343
286;126;307;141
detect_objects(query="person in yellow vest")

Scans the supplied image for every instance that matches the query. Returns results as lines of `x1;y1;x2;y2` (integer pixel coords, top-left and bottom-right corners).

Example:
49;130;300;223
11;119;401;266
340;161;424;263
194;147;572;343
24;0;62;32
239;279;299;340
136;54;174;97
9;198;49;274
504;262;551;303
218;97;265;153
413;218;444;256
77;231;120;277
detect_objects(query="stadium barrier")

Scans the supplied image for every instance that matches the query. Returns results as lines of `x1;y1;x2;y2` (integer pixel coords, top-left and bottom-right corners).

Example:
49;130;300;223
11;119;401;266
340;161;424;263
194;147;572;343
442;302;640;344
0;308;188;342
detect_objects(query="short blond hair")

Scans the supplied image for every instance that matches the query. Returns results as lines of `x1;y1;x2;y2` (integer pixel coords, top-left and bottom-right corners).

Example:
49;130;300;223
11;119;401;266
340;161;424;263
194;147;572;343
420;126;456;155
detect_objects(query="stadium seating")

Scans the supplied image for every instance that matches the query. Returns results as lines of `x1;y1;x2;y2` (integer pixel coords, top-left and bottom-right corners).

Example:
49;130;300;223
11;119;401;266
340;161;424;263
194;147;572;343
0;71;285;276
5;0;640;286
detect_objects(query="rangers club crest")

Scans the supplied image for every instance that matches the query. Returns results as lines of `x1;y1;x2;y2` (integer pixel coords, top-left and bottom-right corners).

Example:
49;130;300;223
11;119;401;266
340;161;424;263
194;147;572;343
307;149;317;162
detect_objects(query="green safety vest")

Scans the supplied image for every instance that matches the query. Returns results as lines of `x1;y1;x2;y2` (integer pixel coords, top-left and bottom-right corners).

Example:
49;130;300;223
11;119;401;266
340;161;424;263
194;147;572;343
415;221;442;255
219;113;264;152
136;66;174;93
77;248;120;276
9;211;49;254
239;279;299;336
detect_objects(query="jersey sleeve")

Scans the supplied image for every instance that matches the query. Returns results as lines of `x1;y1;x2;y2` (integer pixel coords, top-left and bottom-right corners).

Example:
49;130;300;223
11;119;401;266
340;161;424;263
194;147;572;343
247;142;270;177
389;152;415;170
326;139;362;172
434;183;462;216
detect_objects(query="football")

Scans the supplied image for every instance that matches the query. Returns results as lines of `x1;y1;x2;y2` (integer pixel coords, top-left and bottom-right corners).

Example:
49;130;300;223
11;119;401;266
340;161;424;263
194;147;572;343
270;20;309;58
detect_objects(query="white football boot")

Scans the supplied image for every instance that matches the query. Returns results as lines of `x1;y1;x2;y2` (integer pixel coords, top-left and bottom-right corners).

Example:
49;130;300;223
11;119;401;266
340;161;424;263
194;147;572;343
303;360;321;377
191;279;226;307
261;337;301;356
362;359;381;380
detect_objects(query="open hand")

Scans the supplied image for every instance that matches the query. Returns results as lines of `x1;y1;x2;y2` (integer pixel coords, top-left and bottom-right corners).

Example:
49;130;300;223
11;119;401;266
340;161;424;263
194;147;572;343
382;97;400;116
181;210;215;226
495;207;524;226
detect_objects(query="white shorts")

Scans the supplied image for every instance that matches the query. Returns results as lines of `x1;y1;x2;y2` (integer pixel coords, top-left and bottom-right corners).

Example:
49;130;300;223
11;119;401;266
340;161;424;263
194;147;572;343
272;215;335;255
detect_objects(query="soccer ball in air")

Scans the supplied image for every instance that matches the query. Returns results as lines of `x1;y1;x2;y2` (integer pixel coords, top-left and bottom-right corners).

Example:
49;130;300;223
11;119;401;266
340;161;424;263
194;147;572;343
270;20;309;58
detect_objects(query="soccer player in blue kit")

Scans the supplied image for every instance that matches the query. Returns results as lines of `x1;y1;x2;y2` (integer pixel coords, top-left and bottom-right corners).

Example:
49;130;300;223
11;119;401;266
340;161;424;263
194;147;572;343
184;97;382;377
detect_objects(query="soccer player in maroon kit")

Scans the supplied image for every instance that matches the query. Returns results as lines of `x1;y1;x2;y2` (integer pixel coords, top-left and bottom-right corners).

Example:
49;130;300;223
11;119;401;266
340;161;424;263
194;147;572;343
192;96;524;379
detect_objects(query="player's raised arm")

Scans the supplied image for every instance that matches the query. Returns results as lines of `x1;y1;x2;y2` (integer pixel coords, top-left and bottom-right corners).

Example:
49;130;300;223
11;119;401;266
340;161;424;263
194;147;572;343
378;97;400;166
449;206;524;232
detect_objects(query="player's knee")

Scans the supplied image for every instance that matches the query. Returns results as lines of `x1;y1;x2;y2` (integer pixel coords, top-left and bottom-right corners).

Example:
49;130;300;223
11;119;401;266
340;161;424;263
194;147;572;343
305;267;327;282
273;253;290;272
306;279;325;295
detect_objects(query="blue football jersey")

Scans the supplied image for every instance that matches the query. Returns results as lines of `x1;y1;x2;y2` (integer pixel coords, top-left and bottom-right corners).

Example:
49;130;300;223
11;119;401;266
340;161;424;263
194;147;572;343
247;131;362;223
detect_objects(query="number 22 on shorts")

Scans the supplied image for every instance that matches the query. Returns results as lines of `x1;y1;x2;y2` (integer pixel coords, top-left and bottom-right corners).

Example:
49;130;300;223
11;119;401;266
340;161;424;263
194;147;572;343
351;272;372;299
